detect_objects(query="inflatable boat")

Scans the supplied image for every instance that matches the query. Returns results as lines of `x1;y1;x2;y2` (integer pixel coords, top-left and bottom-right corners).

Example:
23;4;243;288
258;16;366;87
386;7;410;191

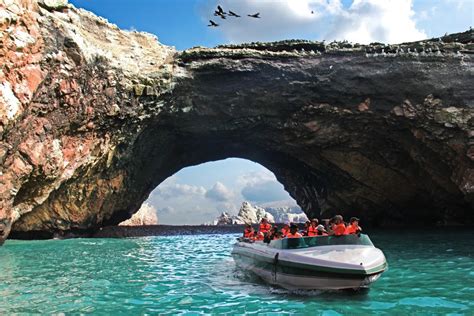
231;234;387;290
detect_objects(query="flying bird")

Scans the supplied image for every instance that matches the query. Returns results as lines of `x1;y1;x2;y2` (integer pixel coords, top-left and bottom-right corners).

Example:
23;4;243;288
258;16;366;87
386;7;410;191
217;5;225;14
248;12;260;18
208;20;219;27
216;5;227;19
228;10;241;17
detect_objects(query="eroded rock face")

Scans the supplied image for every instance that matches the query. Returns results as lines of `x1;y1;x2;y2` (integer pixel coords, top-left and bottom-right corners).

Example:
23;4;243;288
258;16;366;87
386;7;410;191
118;203;158;226
0;0;473;243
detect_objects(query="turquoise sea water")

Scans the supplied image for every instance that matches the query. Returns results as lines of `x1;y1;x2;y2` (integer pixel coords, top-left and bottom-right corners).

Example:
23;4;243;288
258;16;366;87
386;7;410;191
0;230;473;315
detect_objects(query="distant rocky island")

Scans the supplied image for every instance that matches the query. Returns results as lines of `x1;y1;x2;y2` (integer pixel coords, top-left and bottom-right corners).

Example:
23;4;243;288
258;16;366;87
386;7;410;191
207;201;308;225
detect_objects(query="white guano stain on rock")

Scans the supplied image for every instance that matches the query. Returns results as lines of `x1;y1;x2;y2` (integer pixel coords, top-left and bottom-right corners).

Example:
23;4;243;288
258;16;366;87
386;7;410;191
13;29;36;48
0;81;21;120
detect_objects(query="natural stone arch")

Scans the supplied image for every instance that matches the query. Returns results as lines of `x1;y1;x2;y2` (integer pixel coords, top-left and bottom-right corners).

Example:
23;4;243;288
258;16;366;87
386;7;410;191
1;1;472;244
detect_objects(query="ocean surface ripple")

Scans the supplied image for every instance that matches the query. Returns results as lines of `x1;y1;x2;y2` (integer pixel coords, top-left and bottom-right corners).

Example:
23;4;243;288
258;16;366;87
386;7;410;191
0;230;473;314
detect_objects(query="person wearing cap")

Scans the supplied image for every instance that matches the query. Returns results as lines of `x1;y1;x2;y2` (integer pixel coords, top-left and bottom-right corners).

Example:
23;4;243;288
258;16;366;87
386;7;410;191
281;222;290;237
286;223;303;238
316;224;328;236
307;218;318;237
345;217;362;234
331;215;347;236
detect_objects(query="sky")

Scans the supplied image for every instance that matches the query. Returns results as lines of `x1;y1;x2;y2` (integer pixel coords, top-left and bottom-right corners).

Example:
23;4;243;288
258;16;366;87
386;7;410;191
69;0;472;224
69;0;472;50
146;158;297;224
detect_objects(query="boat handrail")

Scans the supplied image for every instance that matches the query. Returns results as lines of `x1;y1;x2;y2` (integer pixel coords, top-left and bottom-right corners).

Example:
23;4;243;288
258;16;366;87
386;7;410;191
268;234;374;249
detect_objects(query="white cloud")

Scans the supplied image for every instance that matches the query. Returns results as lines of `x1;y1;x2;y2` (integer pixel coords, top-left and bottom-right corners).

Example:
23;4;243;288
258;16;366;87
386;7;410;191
157;206;176;214
326;0;427;44
154;176;206;200
205;182;235;201
204;0;427;44
241;180;292;203
204;0;322;43
237;170;292;203
236;170;276;186
143;161;297;224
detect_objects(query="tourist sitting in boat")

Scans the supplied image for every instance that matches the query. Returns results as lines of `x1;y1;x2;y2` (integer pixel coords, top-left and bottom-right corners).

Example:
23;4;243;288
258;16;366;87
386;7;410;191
273;230;284;240
259;218;272;235
345;217;362;235
243;224;254;238
307;218;318;236
302;220;311;236
331;215;347;236
316;224;328;236
264;227;278;243
281;222;290;237
286;223;303;238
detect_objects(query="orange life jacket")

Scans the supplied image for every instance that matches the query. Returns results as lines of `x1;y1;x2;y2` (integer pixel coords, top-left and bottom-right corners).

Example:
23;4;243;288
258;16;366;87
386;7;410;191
244;228;253;238
281;227;290;237
307;225;317;237
259;223;272;234
345;224;360;235
333;223;346;236
286;232;302;238
256;232;265;241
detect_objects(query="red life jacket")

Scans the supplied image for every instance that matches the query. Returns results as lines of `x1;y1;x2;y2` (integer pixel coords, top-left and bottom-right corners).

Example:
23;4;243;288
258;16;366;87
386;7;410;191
345;224;360;234
286;232;302;238
259;223;272;234
243;228;253;238
307;225;317;237
333;223;346;236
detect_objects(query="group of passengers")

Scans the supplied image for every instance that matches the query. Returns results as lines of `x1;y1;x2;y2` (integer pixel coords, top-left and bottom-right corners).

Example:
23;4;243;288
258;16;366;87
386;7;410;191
242;215;362;242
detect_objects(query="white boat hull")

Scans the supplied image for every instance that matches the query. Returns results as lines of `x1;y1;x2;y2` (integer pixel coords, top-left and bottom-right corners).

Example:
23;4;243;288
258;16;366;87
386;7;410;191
232;235;387;290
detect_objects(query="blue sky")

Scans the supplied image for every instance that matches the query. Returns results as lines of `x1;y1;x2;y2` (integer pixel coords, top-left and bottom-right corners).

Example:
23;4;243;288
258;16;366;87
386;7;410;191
70;0;472;50
69;0;472;224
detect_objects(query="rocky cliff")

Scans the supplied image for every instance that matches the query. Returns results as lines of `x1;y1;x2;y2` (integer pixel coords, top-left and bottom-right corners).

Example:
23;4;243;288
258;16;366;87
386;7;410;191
0;0;473;244
118;203;158;226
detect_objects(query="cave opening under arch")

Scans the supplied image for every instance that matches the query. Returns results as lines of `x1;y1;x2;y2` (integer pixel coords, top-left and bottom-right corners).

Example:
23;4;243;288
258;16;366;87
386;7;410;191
142;157;301;225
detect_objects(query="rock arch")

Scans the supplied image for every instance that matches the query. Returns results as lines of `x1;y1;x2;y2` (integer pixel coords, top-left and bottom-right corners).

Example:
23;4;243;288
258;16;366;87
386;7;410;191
0;1;472;243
